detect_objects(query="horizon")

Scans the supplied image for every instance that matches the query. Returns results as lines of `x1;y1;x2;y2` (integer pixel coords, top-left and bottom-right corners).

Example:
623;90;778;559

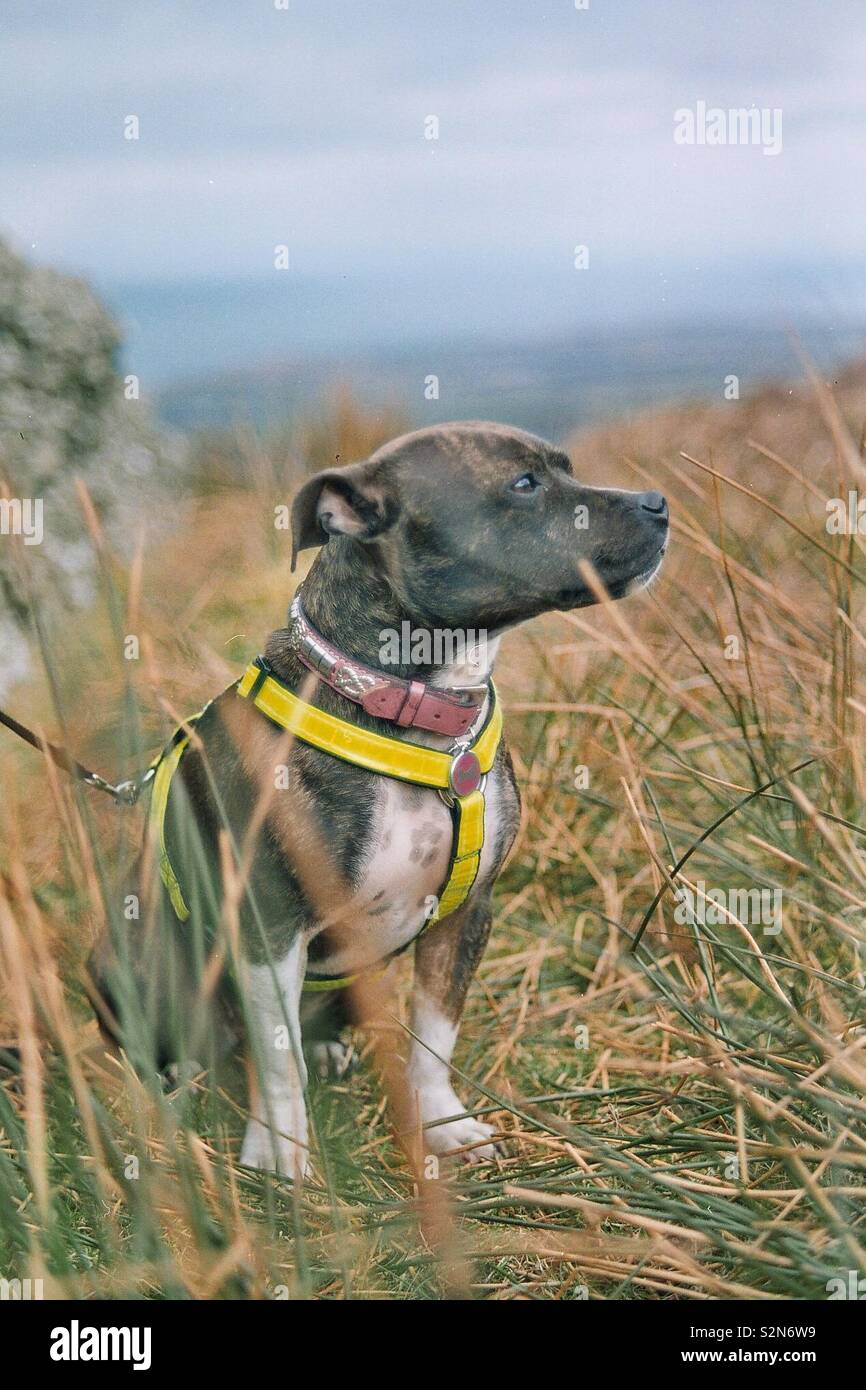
4;0;866;396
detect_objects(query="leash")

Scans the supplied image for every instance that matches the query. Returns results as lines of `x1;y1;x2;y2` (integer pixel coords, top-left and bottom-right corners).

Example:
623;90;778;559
1;613;502;997
0;705;155;806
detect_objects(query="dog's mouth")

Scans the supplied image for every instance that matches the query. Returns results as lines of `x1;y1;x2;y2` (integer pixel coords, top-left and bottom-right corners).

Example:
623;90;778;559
557;540;668;608
622;541;667;594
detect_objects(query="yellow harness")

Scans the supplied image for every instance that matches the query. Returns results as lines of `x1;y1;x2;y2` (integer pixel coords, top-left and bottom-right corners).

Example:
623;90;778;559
149;658;503;991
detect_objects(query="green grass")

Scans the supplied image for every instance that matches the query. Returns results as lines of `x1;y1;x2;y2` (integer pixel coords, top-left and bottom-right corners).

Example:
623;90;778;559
2;377;866;1299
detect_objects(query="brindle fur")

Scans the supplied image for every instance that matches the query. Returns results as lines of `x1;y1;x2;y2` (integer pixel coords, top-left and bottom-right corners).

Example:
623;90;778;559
88;422;667;1166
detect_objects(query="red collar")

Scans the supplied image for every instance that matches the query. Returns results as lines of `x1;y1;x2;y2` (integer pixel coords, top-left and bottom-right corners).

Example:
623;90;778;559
289;596;489;737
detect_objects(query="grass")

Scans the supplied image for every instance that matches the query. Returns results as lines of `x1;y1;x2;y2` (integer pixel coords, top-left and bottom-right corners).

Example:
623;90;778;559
2;371;866;1300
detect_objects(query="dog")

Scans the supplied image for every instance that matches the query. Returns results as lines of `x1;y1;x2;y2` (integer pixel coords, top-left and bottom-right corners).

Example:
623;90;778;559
88;421;668;1177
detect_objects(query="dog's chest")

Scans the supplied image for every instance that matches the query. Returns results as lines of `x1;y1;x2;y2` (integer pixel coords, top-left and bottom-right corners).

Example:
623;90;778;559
307;769;505;977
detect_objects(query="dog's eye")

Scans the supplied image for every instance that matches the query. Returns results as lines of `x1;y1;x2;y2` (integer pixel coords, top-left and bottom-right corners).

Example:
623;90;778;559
509;472;541;495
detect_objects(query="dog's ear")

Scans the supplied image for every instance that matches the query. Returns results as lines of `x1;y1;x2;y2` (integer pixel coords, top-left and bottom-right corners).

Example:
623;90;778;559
291;460;396;571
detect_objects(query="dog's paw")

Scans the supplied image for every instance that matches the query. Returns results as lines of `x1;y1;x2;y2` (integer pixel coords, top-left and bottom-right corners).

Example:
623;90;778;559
239;1119;310;1180
309;1039;356;1081
418;1087;500;1163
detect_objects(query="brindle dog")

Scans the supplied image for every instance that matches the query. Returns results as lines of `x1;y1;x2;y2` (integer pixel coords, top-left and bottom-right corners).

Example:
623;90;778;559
89;422;668;1176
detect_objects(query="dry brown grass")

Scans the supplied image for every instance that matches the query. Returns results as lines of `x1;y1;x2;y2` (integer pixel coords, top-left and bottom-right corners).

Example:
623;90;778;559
1;370;866;1299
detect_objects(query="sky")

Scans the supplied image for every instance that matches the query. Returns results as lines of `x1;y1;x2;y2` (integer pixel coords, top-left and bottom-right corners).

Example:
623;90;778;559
2;1;866;384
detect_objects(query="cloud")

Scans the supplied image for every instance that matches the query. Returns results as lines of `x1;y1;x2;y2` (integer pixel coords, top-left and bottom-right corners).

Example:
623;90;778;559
1;0;865;293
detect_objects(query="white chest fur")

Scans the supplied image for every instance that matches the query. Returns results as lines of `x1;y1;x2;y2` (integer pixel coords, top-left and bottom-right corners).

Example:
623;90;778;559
307;765;505;978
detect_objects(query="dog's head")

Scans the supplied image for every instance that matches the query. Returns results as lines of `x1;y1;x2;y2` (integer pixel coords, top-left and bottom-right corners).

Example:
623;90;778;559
292;422;668;630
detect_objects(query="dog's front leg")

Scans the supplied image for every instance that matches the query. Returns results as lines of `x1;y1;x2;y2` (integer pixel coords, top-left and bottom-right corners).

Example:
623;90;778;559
408;892;498;1163
240;937;310;1179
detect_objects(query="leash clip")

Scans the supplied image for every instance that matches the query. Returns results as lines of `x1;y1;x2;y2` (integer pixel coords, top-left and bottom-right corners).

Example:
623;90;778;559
96;765;156;806
115;767;156;805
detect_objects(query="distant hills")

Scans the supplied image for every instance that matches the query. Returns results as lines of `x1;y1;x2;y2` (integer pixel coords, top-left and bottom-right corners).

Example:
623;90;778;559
156;319;866;443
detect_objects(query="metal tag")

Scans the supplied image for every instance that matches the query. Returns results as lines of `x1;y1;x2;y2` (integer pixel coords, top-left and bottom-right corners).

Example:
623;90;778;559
449;749;482;797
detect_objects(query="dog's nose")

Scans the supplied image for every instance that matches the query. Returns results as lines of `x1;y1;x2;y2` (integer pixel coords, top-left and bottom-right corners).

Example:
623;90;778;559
639;490;668;518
